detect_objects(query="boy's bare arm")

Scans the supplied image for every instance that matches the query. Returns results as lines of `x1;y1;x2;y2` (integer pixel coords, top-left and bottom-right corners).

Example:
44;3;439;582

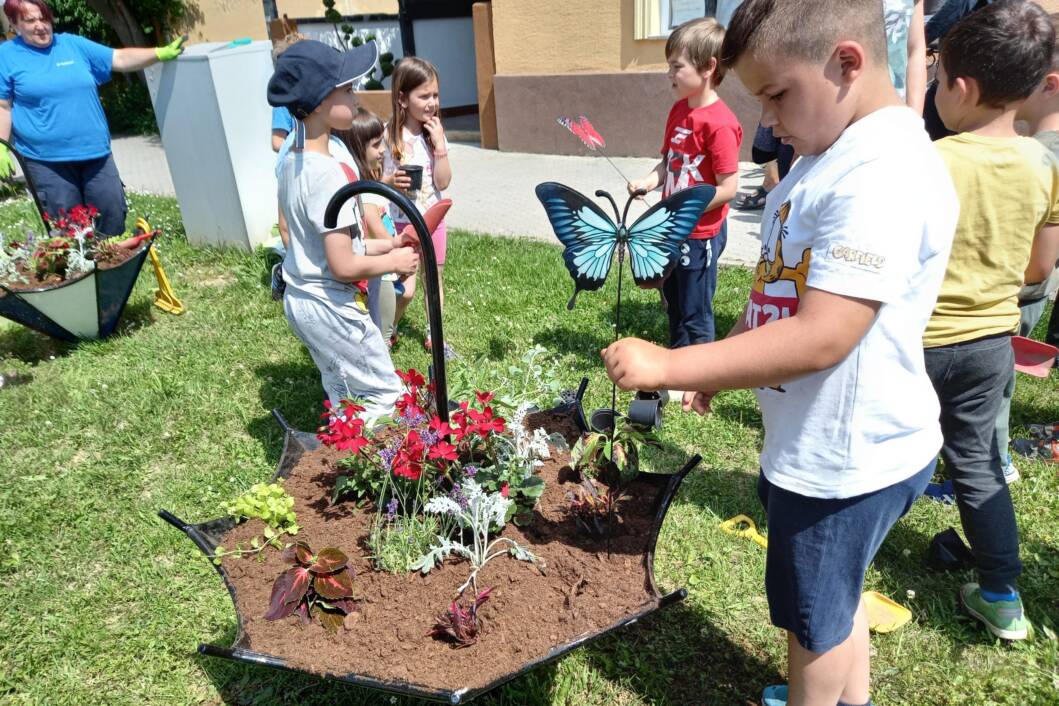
1024;223;1059;285
706;171;739;211
602;288;880;393
323;229;419;280
906;1;927;115
628;161;667;195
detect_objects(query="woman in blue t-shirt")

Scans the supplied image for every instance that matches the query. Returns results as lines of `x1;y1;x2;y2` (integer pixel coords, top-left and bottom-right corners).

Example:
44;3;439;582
0;0;185;234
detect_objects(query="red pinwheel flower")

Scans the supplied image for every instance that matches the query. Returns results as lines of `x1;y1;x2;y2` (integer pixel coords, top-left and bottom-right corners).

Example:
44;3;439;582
474;391;495;406
428;441;458;462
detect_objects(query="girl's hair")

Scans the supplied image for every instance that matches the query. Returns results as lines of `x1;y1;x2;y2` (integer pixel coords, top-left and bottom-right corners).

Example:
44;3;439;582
4;0;53;25
386;56;440;163
337;108;386;180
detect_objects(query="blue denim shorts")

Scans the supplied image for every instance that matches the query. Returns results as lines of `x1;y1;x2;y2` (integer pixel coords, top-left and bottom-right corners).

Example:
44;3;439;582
757;461;934;653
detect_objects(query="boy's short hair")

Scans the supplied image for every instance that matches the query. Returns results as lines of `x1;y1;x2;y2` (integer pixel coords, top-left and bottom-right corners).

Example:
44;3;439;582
720;0;886;69
941;0;1054;107
666;17;727;85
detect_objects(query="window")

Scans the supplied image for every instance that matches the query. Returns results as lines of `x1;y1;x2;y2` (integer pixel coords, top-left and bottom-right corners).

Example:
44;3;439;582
634;1;718;40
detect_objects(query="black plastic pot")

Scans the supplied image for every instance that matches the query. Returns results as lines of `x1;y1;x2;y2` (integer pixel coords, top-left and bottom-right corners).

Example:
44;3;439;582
160;408;700;704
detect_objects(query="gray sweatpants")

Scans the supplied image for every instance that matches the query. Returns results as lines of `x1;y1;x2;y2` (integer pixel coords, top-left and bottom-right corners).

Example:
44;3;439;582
283;288;401;423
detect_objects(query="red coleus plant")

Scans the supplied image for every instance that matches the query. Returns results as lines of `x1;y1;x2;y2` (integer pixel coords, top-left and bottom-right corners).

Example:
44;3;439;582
264;541;356;633
317;369;508;491
429;587;493;648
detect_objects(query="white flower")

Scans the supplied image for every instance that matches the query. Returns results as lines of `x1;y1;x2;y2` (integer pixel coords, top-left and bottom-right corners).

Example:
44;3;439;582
906;589;916;600
423;496;461;516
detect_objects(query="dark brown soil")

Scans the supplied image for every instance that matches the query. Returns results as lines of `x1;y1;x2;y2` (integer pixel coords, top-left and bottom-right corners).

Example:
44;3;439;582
217;442;666;692
524;408;584;447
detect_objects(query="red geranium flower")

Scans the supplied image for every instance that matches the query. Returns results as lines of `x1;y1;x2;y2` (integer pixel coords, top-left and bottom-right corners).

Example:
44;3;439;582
428;441;458;462
428;416;452;439
396;368;426;390
500;483;510;498
475;391;495;405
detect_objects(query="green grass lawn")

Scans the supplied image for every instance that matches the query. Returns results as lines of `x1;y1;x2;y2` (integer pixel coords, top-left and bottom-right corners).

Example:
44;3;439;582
1;193;1057;705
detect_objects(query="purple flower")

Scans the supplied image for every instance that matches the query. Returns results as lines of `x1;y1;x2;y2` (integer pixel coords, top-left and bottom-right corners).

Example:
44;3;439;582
385;498;398;522
398;409;428;428
463;465;478;478
378;445;397;470
449;483;469;511
420;429;439;448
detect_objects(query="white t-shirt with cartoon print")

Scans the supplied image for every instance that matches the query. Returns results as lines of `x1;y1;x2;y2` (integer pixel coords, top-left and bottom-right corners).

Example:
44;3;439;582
383;125;447;223
749;106;958;499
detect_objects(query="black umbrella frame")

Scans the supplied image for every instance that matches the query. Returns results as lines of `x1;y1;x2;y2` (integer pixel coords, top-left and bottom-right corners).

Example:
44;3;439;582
159;182;702;703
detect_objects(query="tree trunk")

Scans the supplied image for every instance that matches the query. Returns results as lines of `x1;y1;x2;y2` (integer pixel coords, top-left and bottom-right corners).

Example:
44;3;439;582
82;0;149;48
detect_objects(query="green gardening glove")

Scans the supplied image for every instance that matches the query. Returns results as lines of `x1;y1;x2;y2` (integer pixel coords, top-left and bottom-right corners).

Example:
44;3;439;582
0;143;14;180
155;35;187;62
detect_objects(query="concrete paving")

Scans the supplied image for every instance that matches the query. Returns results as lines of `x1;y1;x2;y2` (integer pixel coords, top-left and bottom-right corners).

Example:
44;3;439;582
110;135;765;267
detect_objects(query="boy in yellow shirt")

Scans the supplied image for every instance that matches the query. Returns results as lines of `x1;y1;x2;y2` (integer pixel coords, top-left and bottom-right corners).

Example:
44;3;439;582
926;0;1059;641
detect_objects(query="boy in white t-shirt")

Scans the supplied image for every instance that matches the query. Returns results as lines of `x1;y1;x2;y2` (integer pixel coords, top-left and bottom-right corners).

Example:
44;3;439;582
601;1;958;704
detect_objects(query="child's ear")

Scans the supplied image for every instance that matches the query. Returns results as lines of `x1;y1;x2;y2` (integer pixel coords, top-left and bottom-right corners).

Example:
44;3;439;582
834;40;865;82
701;57;718;80
1044;72;1059;98
955;75;979;108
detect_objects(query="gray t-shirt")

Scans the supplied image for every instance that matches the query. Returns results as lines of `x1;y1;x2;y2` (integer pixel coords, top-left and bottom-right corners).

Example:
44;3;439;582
277;146;369;319
1019;131;1059;301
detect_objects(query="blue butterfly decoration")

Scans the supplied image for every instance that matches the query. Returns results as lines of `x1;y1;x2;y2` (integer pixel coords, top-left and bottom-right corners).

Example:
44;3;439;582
535;182;716;309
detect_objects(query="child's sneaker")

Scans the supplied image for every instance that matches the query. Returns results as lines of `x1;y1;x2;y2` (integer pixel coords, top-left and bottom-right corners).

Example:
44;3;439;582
1002;460;1020;484
960;583;1030;640
270;263;286;301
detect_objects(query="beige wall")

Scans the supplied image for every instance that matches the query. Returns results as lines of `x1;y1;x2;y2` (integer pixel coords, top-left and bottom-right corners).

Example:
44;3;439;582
491;0;667;75
180;0;269;43
275;0;398;20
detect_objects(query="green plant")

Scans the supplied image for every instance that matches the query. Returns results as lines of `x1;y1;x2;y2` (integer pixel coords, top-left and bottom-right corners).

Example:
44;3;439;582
367;513;441;573
264;542;356;633
448;345;566;415
571;422;657;488
99;79;158;136
321;0;393;89
213;481;300;563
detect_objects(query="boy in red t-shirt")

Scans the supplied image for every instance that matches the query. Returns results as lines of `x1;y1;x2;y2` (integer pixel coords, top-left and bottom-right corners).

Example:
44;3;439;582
630;16;742;350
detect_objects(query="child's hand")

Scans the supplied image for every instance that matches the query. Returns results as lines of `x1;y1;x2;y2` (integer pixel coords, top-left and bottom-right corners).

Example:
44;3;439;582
391;246;420;276
601;337;668;391
627;179;650;197
390;169;412;191
396;229;420;251
424;116;446;146
682;391;716;416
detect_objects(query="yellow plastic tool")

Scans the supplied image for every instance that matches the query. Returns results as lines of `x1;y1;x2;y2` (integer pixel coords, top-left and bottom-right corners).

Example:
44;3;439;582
718;514;769;549
135;217;186;316
863;591;912;633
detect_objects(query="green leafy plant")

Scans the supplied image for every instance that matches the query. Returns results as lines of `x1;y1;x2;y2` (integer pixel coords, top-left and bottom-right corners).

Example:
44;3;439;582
447;345;566;415
321;0;393;89
367;512;442;574
264;542;356;633
413;479;541;597
213;481;300;563
571;422;657;488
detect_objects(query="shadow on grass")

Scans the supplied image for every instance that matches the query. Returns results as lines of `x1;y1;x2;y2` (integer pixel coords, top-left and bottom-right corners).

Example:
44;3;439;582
246;361;327;464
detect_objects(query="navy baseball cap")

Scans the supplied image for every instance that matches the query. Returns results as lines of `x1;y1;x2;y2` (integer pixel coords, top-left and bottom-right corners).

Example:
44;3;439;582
267;40;378;119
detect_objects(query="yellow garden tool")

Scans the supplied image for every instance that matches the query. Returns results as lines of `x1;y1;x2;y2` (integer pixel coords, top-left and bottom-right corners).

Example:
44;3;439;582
717;514;912;634
134;217;185;315
718;514;769;549
863;591;912;633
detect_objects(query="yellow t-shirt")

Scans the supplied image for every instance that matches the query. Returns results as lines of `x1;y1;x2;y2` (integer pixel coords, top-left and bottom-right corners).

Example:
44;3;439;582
924;134;1059;347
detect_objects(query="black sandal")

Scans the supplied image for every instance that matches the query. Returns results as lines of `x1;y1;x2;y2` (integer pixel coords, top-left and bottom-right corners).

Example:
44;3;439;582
734;186;769;211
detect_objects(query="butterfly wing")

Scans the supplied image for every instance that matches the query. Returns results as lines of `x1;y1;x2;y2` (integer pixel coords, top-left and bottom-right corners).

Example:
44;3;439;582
535;182;619;308
578;116;606;149
626;184;717;288
557;116;598;151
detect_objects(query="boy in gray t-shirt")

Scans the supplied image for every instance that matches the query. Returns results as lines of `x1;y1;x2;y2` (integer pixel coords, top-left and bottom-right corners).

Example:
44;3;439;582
267;41;420;421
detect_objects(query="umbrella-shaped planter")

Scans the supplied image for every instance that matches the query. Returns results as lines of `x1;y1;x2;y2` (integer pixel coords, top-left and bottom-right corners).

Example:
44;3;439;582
160;183;700;703
0;140;156;342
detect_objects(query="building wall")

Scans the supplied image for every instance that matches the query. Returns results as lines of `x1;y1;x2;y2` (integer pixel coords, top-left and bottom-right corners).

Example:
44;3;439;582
491;0;667;75
275;0;398;20
181;0;269;43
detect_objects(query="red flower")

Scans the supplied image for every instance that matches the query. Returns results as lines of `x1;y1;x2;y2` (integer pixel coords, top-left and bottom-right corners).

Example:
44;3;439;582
475;391;495;406
394;392;424;420
396;368;426;390
428;416;452;439
428;441;458;462
393;458;422;481
500;483;510;498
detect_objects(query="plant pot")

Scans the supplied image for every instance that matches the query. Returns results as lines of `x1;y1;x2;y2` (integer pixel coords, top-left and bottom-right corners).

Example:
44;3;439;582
589;408;621;433
0;243;152;342
159;406;701;703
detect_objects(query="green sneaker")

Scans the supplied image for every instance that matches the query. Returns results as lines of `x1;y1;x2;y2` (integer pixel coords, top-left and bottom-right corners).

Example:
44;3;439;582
960;583;1030;640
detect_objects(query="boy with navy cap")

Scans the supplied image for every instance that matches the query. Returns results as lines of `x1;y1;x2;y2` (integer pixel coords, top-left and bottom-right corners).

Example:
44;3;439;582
267;40;420;422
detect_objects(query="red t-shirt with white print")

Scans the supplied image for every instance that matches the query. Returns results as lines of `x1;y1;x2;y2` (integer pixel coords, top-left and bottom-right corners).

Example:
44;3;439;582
660;98;742;239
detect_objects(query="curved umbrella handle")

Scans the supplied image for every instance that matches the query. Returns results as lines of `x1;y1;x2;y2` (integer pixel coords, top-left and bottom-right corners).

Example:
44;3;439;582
324;180;448;422
0;137;48;232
